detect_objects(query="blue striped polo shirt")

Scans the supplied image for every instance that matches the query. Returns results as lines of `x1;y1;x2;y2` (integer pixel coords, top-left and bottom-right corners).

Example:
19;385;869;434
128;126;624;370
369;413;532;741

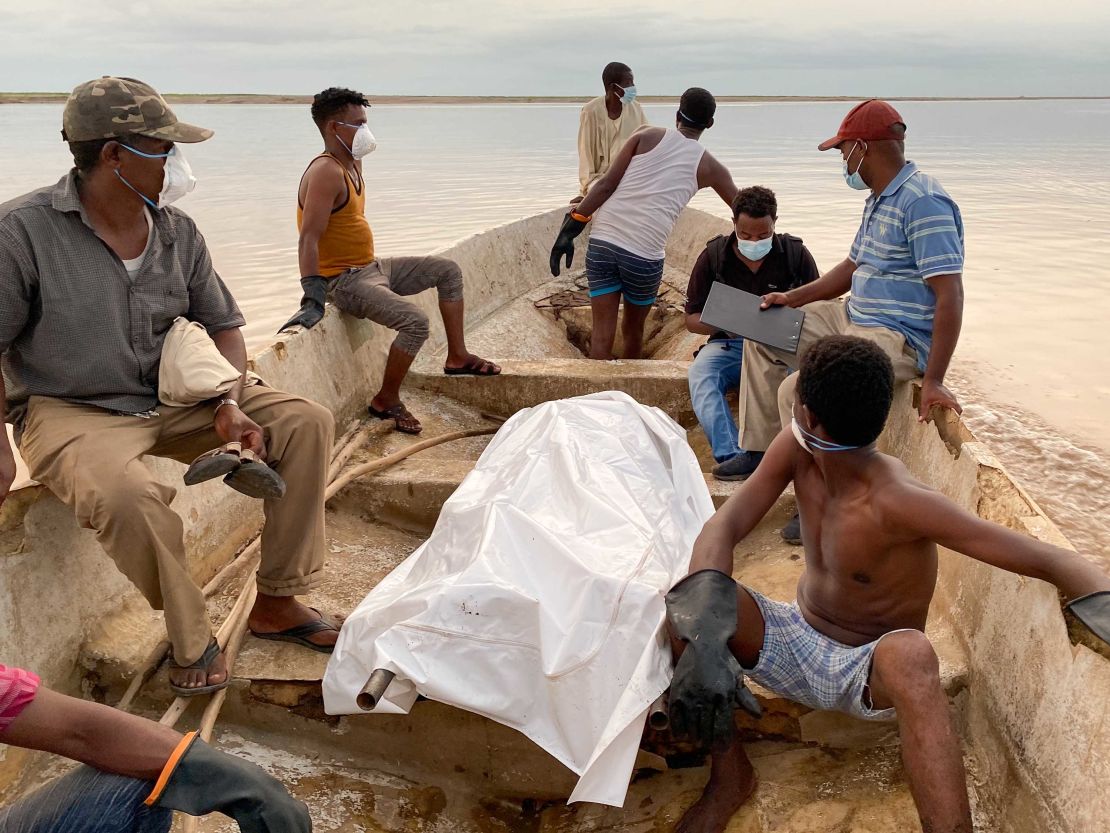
847;161;964;371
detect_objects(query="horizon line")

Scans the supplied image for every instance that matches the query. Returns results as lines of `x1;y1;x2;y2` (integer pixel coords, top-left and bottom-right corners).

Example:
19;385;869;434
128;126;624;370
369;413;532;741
2;92;1108;104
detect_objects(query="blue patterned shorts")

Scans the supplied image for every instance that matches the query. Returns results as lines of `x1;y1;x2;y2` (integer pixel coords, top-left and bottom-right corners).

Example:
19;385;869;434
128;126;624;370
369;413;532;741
744;587;908;721
584;238;665;306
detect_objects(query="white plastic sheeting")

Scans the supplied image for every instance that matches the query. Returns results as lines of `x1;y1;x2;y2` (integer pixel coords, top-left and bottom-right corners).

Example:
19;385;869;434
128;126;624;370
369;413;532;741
322;392;714;806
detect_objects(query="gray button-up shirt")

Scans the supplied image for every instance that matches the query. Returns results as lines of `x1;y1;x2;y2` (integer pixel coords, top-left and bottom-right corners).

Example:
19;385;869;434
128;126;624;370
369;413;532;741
0;171;245;427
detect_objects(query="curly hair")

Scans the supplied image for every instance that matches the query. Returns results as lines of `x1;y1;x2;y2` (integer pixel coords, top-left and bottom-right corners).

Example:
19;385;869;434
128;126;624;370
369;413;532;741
311;87;370;130
796;335;894;447
731;186;778;221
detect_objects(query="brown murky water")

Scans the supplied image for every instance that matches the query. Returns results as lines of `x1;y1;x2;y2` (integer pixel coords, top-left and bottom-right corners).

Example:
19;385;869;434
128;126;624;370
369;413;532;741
3;99;1108;568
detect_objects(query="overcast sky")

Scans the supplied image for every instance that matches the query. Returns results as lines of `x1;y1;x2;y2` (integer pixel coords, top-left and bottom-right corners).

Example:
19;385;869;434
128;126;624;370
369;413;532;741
2;0;1108;97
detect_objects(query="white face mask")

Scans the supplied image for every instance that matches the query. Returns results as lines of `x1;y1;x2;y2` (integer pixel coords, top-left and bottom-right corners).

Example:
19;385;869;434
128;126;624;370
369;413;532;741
337;122;378;159
790;417;813;455
158;147;196;207
791;415;863;453
116;143;196;209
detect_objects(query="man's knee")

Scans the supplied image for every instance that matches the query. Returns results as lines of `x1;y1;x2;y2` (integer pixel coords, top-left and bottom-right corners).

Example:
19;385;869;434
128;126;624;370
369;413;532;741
263;396;335;464
872;630;942;704
394;309;430;355
279;396;334;436
776;372;798;417
434;258;465;302
688;356;719;396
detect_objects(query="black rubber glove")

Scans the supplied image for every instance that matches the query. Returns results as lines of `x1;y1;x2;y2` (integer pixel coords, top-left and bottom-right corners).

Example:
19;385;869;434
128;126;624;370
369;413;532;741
152;734;312;832
1067;591;1110;644
549;213;588;277
277;275;328;333
665;569;762;750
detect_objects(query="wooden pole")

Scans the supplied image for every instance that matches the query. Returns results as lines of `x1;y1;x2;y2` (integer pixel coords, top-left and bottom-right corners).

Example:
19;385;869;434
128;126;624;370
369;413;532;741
134;419;501;719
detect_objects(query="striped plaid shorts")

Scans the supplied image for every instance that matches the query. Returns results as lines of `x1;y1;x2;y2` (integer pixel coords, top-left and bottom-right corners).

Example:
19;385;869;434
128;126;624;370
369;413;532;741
744;587;909;721
584;238;665;306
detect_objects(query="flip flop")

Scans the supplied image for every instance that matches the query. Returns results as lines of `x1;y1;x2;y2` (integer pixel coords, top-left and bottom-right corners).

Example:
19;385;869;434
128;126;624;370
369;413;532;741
168;638;230;697
368;402;422;435
223;449;287;500
444;356;502;376
183;442;242;486
249;608;341;654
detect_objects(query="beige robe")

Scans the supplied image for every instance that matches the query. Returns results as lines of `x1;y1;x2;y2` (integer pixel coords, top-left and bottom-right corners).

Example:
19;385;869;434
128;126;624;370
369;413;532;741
577;95;648;196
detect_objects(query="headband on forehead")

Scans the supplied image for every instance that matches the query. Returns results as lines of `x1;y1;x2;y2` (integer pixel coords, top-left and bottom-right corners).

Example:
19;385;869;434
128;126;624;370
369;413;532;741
677;110;707;130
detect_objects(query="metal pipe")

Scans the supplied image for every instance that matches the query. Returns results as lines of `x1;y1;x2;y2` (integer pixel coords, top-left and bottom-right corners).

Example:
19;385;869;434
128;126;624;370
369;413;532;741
648;691;670;730
357;669;396;711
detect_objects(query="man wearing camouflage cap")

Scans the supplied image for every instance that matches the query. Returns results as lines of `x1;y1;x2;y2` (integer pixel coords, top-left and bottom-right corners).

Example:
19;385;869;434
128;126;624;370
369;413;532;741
0;77;343;696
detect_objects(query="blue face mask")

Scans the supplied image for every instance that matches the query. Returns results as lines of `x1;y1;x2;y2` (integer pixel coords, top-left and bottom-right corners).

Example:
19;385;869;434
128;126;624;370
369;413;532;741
791;417;862;453
737;236;773;261
618;84;637;105
842;141;869;191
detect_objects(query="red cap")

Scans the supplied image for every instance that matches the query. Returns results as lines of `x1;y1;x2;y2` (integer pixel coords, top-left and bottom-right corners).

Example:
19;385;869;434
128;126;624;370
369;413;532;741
818;99;906;151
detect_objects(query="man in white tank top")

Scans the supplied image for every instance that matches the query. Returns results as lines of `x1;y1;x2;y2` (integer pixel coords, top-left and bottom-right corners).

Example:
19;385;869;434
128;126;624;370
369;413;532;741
550;88;738;360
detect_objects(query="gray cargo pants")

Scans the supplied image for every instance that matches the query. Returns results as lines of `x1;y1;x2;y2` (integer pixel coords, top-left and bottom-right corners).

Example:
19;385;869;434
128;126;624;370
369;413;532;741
329;256;465;356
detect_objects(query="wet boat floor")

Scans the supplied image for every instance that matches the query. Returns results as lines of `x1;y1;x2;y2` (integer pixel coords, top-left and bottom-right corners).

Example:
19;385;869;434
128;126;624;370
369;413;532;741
84;274;986;831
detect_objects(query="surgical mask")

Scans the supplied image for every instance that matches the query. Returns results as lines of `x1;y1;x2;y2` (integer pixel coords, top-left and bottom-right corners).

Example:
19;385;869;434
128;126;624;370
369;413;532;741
842;141;869;191
115;143;196;210
737;236;773;261
618;84;637;105
337;122;378;159
791;417;862;454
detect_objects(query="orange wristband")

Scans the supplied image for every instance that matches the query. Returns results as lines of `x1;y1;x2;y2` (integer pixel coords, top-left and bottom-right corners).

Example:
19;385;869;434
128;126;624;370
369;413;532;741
144;731;198;806
570;211;592;223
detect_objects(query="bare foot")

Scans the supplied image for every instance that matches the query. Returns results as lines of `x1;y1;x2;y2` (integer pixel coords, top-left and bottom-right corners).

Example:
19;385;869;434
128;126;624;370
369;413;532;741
675;738;757;833
248;594;346;651
169;644;228;692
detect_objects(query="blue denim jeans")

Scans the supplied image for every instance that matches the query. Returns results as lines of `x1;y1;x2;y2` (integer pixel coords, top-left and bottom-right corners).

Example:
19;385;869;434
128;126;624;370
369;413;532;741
0;766;172;833
688;338;744;463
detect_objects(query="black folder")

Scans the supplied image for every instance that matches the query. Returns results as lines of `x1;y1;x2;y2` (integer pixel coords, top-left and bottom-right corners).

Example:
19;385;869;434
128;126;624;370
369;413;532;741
699;282;806;353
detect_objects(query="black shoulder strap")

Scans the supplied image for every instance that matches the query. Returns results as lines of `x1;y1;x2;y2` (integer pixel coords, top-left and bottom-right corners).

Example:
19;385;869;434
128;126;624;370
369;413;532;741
779;233;805;287
705;234;728;281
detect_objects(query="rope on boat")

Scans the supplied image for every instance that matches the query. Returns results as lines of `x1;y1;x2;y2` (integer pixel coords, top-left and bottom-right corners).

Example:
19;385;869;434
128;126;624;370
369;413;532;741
532;275;688;316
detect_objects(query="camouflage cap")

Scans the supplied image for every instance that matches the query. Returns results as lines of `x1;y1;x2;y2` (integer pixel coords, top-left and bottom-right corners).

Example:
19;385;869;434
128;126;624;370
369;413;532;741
62;76;213;143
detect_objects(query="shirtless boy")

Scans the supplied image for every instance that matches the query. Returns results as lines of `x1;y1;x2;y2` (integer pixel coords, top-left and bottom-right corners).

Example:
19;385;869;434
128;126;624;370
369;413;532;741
664;335;1110;833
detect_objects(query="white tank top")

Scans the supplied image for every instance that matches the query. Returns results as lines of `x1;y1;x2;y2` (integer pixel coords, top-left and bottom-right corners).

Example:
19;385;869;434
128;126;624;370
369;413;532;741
590;129;706;260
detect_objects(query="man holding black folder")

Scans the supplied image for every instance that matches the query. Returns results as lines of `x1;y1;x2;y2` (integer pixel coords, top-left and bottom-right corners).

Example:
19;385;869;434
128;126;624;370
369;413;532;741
684;187;818;482
730;101;965;496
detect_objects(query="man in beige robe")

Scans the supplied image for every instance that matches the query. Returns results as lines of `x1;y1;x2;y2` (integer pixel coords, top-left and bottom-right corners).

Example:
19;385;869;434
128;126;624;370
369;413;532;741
573;62;648;202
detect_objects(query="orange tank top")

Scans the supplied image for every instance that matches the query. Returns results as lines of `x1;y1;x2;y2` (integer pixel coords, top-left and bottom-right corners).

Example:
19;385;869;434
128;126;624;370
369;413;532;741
297;153;375;278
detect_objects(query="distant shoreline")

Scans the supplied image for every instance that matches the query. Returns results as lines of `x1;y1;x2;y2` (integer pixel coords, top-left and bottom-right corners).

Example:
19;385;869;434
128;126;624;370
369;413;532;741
2;93;1108;106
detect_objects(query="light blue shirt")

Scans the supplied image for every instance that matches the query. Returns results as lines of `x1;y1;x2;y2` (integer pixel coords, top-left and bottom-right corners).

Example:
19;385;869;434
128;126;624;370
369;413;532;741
847;161;964;371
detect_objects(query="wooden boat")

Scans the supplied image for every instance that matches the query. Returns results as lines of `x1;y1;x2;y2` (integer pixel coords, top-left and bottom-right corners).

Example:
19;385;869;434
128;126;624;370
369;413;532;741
2;207;1108;832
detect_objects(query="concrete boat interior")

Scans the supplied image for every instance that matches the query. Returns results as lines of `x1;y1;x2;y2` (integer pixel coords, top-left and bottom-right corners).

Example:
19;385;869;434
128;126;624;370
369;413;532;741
2;210;1108;833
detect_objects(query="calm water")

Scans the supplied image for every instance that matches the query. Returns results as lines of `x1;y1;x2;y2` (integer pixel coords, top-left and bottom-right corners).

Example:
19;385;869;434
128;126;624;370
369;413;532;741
2;100;1109;567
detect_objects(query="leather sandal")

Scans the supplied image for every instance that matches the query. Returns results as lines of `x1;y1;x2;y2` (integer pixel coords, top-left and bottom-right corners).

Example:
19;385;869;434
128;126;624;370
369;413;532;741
183;442;243;486
223;449;286;500
168;638;230;697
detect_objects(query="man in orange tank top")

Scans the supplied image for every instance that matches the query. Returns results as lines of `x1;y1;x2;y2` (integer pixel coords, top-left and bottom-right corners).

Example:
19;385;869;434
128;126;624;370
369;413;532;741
284;88;500;435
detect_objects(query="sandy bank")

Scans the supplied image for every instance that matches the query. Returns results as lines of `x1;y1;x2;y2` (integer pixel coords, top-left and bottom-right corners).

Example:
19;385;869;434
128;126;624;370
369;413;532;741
3;93;1108;105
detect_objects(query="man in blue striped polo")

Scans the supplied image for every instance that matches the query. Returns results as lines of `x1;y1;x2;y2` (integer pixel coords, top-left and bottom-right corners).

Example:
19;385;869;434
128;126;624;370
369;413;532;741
730;100;965;538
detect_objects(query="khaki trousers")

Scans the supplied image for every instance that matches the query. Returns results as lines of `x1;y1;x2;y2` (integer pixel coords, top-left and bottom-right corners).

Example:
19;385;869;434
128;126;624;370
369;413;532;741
737;300;921;452
19;386;334;666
